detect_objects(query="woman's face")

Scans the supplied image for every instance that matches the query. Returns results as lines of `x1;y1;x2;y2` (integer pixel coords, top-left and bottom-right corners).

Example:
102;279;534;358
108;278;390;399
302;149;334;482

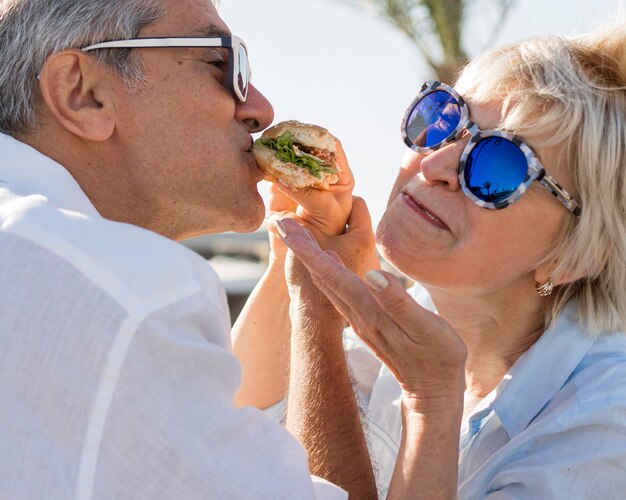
376;100;572;295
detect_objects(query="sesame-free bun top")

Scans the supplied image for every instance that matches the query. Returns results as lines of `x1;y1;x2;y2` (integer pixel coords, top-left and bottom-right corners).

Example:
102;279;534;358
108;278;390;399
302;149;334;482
260;120;337;153
253;120;340;190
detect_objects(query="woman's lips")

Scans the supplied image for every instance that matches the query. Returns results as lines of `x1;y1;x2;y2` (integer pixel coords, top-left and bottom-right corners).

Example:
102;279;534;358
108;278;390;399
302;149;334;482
401;192;450;230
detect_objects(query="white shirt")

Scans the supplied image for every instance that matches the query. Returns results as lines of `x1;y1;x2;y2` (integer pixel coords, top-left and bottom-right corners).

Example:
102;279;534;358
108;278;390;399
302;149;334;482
347;286;626;498
0;133;346;500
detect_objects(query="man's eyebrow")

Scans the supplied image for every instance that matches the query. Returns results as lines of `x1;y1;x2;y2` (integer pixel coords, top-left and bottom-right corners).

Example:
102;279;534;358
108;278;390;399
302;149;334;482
190;25;231;38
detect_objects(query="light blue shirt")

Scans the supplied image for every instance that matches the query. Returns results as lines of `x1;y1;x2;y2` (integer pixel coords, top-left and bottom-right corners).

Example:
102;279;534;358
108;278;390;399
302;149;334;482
342;285;626;498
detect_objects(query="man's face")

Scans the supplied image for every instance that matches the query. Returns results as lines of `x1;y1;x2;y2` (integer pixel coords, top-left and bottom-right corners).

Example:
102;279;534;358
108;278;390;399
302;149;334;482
111;0;274;239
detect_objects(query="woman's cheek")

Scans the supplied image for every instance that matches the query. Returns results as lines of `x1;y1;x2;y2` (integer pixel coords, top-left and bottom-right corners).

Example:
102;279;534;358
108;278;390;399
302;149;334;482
387;168;415;205
401;149;423;173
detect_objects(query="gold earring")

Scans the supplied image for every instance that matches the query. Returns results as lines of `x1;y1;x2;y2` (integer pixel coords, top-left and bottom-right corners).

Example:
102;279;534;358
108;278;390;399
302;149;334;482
535;277;554;297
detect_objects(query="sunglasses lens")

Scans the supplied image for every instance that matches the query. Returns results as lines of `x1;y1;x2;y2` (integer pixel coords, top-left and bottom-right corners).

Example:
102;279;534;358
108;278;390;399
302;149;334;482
236;43;249;101
464;137;528;203
406;90;461;148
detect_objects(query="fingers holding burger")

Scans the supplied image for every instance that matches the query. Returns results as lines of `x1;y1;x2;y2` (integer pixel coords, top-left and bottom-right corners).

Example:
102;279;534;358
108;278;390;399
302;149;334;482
252;120;341;190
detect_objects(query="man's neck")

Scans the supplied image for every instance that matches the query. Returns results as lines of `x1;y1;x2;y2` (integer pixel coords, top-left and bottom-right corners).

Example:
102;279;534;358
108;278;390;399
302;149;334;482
20;129;167;233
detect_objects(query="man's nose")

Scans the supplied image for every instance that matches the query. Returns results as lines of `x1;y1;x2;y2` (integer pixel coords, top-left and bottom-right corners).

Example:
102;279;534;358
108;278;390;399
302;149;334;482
236;84;274;133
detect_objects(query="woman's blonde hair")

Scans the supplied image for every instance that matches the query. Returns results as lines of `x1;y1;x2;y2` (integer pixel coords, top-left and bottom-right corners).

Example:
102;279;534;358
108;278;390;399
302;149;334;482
455;23;626;334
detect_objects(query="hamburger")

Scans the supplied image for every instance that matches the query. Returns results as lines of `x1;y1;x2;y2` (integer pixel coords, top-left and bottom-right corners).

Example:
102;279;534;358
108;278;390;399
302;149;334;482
252;120;341;190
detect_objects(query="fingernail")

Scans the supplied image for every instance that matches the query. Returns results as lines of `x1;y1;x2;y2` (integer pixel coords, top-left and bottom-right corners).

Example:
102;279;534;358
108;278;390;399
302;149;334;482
301;226;315;241
265;211;287;229
275;219;287;238
365;270;389;291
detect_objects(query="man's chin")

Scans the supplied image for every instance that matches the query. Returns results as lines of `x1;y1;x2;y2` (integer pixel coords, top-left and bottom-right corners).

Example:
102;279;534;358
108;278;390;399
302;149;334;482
230;198;266;234
233;218;264;234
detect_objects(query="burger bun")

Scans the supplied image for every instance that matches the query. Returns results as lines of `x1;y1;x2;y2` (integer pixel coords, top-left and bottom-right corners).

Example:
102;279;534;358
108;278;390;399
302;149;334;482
253;120;340;190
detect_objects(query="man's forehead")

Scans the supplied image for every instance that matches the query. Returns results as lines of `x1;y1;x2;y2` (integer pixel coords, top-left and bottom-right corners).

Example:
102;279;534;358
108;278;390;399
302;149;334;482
142;0;231;37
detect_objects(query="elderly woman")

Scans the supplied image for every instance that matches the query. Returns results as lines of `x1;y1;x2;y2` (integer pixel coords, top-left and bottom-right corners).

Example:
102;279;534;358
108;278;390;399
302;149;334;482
233;24;626;498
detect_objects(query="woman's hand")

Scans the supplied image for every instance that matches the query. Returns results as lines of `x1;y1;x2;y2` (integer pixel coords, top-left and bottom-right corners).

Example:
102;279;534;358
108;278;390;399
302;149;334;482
277;196;380;281
265;183;298;264
233;141;359;409
274;137;354;237
276;218;467;413
264;138;354;263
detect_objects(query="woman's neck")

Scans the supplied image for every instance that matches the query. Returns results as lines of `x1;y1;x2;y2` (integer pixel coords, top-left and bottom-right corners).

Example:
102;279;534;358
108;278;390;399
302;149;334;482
427;282;546;400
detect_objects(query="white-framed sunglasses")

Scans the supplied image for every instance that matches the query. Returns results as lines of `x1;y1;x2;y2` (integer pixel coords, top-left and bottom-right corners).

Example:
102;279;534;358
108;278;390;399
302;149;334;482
82;36;251;102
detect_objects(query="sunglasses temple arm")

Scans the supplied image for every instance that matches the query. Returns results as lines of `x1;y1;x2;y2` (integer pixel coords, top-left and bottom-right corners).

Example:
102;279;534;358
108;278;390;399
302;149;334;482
540;173;582;217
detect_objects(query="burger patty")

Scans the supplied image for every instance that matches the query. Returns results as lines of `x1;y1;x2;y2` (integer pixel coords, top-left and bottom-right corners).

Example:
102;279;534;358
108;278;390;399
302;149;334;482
297;145;336;166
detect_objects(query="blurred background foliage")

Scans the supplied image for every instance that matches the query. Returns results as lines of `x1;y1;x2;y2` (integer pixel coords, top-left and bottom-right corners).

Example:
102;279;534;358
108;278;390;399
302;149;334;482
195;0;520;323
350;0;517;82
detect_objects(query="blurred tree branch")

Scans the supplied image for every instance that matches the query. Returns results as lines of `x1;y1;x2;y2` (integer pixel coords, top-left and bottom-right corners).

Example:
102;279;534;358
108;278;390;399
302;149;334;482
349;0;517;83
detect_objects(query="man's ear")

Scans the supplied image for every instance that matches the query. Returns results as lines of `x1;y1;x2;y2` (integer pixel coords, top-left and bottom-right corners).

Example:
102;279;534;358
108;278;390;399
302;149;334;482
38;50;116;141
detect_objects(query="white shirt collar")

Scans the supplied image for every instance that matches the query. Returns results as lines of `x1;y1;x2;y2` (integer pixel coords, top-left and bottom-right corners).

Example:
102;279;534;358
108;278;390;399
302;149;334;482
0;132;100;217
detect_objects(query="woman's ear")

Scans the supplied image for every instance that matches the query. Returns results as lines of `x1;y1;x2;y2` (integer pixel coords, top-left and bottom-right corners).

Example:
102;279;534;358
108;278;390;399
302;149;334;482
534;259;588;288
38;50;116;141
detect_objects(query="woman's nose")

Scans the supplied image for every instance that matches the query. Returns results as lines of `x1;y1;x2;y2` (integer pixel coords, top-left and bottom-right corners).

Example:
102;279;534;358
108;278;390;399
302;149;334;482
418;139;467;191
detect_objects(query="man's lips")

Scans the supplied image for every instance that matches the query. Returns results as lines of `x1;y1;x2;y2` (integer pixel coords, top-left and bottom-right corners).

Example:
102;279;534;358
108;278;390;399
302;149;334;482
400;191;450;230
244;149;264;182
242;136;264;182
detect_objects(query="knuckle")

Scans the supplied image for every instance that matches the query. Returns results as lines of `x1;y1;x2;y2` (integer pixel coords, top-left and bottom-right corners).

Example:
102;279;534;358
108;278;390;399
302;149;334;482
310;262;343;290
380;291;411;312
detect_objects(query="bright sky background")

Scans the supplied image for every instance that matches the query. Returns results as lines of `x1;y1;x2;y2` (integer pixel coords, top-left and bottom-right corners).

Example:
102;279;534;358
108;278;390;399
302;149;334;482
220;0;624;226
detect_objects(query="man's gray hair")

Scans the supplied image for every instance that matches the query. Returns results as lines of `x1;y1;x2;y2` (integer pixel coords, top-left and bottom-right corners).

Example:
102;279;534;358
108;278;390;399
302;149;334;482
0;0;165;135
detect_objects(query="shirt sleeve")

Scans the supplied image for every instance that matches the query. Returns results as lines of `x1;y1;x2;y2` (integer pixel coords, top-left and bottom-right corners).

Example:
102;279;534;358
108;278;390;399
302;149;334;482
91;291;334;499
343;327;383;407
312;476;348;500
263;398;287;424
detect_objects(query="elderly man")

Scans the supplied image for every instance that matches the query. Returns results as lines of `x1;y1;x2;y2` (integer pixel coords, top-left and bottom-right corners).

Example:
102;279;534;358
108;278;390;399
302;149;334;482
0;0;376;498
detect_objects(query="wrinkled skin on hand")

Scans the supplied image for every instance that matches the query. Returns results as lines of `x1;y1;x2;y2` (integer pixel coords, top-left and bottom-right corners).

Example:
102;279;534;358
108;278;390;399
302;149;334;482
265;138;378;279
279;218;467;414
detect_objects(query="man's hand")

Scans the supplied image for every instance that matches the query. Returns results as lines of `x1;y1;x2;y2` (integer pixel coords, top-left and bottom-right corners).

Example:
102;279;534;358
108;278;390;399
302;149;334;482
257;142;380;497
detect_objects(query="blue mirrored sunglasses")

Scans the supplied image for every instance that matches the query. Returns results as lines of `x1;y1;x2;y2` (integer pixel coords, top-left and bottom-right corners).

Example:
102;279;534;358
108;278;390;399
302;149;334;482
401;81;582;217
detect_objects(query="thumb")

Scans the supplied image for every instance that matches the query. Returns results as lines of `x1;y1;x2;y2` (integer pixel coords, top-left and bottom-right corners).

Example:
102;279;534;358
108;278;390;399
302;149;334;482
268;182;298;213
325;249;345;266
266;211;299;237
346;196;373;235
275;180;316;206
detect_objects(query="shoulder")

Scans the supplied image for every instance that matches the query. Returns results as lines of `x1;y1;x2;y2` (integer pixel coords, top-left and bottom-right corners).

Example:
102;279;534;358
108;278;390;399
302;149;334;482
481;344;626;499
0;190;225;318
528;325;626;433
498;332;626;496
572;330;626;408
